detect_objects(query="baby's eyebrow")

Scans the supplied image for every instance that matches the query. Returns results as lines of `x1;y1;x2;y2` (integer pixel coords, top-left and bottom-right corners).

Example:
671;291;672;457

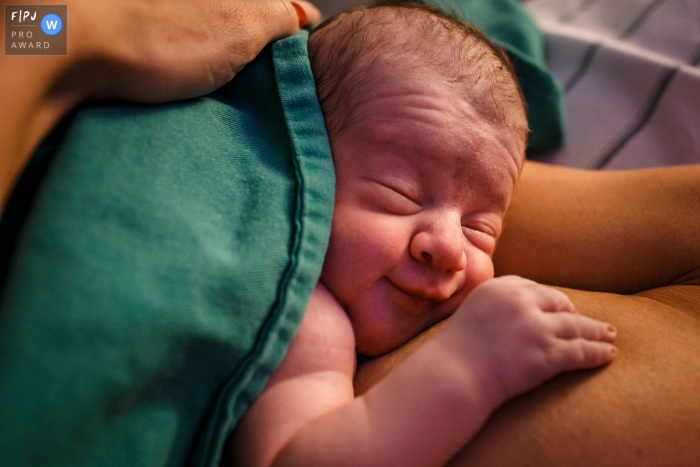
456;171;514;215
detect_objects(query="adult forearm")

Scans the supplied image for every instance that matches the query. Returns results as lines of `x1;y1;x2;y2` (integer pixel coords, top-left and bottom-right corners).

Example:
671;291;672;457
0;54;84;208
0;0;93;209
494;162;700;293
1;0;319;211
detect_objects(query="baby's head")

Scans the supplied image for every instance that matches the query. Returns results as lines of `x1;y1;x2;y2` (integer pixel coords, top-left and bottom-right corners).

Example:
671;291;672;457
308;3;528;356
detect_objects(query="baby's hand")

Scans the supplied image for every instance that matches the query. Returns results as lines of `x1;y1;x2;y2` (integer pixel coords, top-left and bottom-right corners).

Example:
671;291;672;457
445;276;617;403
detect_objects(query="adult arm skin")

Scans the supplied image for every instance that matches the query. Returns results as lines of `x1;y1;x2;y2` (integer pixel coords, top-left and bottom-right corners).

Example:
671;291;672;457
354;162;700;466
0;0;320;210
493;161;700;293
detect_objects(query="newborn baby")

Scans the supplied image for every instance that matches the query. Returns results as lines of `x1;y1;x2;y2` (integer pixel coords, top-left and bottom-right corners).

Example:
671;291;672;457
229;4;617;466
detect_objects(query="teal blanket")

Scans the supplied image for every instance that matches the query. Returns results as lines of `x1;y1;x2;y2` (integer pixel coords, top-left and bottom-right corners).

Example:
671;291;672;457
0;33;334;467
0;1;563;466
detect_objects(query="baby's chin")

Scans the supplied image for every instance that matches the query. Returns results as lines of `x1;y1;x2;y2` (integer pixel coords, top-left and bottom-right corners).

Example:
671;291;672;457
351;293;471;356
354;324;422;357
356;339;403;358
348;274;492;356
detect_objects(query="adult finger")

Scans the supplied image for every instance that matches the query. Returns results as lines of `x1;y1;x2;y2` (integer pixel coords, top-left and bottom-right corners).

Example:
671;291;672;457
256;0;322;41
548;313;617;342
292;1;322;27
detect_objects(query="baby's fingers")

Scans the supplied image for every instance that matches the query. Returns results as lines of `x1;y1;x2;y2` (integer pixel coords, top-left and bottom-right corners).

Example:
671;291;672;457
536;286;577;313
557;339;618;371
550;313;617;342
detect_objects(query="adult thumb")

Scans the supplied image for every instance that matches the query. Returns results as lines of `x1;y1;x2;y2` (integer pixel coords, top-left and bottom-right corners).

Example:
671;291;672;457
264;0;322;39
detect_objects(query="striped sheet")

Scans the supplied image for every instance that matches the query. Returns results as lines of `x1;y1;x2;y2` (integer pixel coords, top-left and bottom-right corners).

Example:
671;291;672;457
527;0;700;169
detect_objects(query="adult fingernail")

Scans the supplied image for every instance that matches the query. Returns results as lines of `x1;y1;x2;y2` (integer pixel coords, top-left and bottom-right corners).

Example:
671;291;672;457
291;2;307;29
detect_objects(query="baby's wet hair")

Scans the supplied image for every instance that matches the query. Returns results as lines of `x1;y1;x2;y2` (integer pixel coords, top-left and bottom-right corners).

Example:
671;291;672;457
308;1;529;145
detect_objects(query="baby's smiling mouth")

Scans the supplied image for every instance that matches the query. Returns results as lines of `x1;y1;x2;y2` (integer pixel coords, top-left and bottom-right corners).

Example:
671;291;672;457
386;278;437;316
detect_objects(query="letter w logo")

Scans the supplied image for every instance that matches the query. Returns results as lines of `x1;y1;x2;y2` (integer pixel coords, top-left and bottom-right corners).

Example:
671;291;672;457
45;20;59;30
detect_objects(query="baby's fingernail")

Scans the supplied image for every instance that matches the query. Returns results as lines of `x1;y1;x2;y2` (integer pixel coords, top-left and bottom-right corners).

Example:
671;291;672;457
607;324;617;335
291;2;307;29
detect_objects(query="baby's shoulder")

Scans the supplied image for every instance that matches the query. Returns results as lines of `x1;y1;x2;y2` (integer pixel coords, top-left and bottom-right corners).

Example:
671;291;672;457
304;283;355;346
271;283;356;382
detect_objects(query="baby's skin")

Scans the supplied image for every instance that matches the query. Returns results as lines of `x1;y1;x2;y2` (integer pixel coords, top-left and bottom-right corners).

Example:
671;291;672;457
228;52;617;467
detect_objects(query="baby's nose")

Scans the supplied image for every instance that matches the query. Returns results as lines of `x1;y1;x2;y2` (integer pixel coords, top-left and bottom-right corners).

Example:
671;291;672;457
409;221;467;273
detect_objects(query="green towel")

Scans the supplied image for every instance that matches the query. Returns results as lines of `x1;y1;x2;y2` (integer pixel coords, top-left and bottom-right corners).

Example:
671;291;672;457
0;32;334;467
0;1;564;466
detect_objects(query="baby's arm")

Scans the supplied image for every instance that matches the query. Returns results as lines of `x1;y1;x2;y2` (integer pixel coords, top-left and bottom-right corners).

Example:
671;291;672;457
228;278;617;467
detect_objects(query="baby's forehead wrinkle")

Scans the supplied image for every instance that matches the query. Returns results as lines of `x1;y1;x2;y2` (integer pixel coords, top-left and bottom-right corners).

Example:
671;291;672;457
350;71;448;111
338;64;521;208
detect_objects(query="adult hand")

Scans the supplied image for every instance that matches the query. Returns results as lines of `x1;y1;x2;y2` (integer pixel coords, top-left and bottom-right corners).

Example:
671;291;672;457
75;0;321;102
1;0;321;209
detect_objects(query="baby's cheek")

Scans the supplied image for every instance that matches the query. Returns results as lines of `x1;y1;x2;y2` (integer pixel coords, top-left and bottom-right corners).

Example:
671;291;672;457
466;251;495;290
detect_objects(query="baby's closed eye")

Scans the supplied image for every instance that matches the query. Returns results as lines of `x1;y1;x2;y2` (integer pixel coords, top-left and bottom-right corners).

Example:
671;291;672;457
365;181;422;215
461;219;500;253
